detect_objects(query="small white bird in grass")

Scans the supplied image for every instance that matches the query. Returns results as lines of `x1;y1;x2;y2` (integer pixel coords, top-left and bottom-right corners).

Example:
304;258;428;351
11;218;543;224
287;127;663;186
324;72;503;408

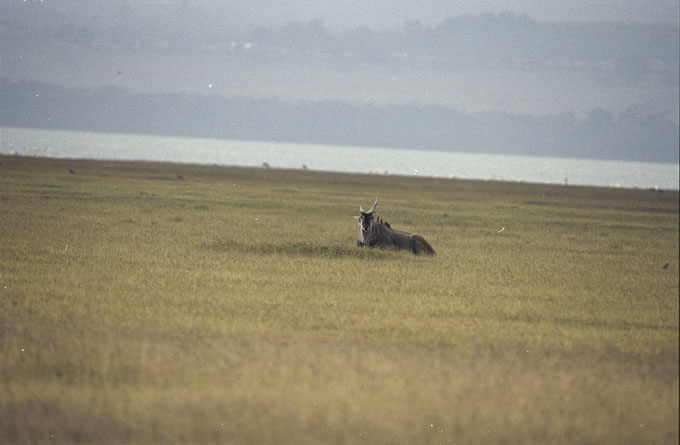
497;227;505;233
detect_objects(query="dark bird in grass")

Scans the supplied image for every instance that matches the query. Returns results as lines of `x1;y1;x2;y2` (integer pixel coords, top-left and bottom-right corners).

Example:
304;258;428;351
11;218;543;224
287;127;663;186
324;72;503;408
67;169;75;174
662;263;669;269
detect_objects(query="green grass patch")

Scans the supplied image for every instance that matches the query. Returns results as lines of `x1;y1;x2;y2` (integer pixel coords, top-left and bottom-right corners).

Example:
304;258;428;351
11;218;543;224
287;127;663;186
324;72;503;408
205;238;398;259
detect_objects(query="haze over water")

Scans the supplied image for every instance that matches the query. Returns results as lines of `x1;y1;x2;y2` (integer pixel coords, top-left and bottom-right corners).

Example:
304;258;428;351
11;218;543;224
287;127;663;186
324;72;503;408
3;127;678;190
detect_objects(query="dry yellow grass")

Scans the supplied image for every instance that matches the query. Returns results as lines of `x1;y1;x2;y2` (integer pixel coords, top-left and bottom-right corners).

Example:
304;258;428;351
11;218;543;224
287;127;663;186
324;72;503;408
1;155;678;444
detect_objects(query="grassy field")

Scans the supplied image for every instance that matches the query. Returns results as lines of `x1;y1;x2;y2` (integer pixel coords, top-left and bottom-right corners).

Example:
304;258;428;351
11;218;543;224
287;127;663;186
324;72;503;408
1;154;678;444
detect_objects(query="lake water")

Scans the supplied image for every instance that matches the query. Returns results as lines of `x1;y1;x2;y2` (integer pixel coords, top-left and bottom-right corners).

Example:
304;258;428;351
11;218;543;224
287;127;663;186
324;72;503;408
2;126;678;190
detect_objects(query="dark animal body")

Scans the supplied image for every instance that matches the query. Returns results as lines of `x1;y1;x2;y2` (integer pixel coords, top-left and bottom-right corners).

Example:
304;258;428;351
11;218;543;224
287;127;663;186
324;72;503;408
355;198;436;256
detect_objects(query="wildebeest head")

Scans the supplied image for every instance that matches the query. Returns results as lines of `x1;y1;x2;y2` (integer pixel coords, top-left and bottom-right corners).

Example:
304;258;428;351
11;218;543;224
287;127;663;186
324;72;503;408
355;198;382;247
356;197;378;235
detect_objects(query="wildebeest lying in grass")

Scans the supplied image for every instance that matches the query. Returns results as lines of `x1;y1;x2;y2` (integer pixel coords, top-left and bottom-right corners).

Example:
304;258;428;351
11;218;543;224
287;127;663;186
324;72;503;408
355;198;436;255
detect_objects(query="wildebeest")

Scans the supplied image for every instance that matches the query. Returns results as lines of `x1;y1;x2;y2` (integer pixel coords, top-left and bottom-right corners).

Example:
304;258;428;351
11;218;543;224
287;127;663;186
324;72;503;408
354;198;436;255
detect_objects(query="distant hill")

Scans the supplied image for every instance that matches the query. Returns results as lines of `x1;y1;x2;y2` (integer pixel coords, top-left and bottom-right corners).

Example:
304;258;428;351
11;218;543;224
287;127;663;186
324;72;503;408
2;78;677;163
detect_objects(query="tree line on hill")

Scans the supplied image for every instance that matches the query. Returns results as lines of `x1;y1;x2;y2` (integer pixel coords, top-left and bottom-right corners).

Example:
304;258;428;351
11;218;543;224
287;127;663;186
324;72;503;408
3;10;678;86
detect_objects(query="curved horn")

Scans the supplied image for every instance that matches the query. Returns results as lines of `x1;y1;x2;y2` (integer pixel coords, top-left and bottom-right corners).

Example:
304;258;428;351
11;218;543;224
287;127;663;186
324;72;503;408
368;197;378;213
359;205;365;212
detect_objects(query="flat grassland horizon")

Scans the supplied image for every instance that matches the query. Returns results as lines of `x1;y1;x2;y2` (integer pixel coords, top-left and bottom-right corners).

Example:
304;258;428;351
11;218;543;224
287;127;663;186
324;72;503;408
1;155;678;444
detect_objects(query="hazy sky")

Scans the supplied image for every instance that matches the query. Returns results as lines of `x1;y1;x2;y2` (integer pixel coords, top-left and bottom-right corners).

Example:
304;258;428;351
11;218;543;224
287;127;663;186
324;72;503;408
0;0;680;160
4;0;680;32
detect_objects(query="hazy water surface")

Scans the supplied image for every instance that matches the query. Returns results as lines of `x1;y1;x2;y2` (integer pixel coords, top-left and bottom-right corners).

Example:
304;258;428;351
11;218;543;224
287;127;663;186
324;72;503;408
2;127;678;190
